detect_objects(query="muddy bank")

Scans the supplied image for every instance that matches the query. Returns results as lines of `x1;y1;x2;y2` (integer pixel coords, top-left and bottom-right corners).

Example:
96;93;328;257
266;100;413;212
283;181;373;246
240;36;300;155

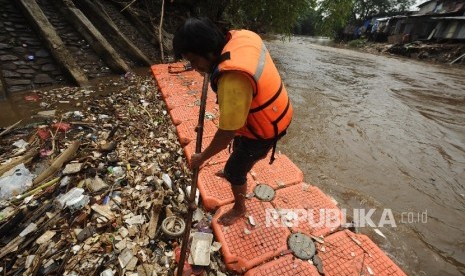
268;36;465;275
337;39;465;65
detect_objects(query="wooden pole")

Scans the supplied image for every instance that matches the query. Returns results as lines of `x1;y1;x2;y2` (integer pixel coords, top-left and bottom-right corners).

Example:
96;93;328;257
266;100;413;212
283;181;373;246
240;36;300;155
17;0;88;86
158;0;165;62
177;73;210;276
56;0;130;73
78;0;152;65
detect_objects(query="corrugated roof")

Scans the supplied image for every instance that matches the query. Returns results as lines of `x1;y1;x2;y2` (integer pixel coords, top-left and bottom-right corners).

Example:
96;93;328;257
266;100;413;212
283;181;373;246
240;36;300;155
418;0;435;8
432;16;465;20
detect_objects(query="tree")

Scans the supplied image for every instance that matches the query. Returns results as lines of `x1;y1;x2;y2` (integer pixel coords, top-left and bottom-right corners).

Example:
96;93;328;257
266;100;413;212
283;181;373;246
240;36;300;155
317;0;354;37
353;0;415;19
173;0;316;34
293;8;322;35
220;0;315;34
293;0;415;37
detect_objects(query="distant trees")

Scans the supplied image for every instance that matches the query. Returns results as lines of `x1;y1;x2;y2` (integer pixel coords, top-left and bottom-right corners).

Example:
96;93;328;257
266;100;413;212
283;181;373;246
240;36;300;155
159;0;414;37
352;0;415;19
294;0;415;37
222;0;316;34
168;0;316;34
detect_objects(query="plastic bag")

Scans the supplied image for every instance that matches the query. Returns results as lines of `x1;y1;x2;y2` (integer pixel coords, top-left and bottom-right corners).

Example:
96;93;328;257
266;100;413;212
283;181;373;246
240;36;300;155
0;163;35;200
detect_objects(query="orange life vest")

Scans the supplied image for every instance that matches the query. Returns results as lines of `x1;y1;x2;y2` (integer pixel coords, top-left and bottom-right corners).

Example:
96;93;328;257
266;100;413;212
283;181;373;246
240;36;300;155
210;30;293;143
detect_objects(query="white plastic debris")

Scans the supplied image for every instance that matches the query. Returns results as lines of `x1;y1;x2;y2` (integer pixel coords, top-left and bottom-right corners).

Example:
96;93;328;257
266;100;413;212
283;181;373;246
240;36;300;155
210;242;222;252
55;187;85;209
60;176;71;187
111;166;125;178
12;139;28;149
71;245;81;254
20;223;37;237
248;216;256;227
367;265;375;275
374;228;386;239
100;269;114;276
185;186;199;205
0;163;35;200
177;187;185;203
162;173;172;189
66;194;89;212
188;232;213;266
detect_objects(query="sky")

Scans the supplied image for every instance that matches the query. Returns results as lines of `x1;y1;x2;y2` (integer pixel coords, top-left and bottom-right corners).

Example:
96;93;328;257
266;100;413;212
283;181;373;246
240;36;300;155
411;0;426;10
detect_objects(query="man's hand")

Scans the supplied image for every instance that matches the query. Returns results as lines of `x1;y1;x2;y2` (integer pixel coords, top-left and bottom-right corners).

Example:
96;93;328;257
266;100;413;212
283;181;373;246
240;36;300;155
189;129;235;170
190;153;204;169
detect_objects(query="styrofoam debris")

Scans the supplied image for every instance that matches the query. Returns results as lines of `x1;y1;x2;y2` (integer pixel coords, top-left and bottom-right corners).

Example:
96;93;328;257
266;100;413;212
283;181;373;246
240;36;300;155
20;223;37;237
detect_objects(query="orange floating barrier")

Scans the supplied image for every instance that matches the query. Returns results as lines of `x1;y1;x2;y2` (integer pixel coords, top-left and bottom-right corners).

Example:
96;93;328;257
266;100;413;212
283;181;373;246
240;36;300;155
211;198;291;273
245;254;320;276
151;62;407;276
169;105;200;125
249;153;303;189
183;136;230;165
317;230;407;276
271;183;341;237
197;162;257;211
175;119;217;146
164;94;197;110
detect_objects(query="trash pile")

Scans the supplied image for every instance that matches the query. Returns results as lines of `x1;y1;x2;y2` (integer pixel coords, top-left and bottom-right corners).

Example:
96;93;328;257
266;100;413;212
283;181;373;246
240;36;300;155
0;72;227;275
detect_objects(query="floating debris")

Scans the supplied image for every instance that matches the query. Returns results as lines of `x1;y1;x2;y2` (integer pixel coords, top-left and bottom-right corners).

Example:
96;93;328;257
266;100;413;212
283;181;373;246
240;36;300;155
188;232;214;266
0;73;228;275
62;163;83;175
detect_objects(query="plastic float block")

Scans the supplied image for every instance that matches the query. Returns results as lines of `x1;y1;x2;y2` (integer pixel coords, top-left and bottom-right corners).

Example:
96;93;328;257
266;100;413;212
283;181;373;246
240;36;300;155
175;120;217;146
245;254;320;276
197;162;257;211
183;136;230;165
249;153;303;189
158;83;194;100
211;198;291;273
169;105;200;125
271;184;341;237
164;94;198;110
317;230;407;276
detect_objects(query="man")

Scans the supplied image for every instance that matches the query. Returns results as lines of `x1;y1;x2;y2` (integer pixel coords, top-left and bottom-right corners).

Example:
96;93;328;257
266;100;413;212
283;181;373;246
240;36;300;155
173;17;293;225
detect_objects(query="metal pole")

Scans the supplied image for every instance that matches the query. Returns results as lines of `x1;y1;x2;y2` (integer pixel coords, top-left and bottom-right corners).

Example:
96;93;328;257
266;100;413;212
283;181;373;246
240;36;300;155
177;72;210;276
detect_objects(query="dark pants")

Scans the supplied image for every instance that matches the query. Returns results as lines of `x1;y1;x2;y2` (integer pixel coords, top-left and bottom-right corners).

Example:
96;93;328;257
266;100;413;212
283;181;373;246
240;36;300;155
223;136;275;186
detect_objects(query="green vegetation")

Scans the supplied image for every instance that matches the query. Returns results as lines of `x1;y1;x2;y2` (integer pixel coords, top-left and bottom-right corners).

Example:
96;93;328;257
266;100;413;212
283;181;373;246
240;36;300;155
157;0;414;37
348;38;367;48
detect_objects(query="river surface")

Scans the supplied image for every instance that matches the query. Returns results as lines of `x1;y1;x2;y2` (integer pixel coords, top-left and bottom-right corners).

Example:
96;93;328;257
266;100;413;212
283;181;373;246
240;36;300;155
270;36;465;275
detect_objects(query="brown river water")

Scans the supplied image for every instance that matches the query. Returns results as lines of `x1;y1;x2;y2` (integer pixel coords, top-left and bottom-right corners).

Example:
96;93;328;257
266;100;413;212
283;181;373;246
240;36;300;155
0;37;463;275
270;36;465;275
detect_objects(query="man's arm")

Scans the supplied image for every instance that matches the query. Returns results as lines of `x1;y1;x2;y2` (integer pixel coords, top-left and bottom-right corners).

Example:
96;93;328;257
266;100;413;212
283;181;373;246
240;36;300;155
190;129;235;169
190;72;253;169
